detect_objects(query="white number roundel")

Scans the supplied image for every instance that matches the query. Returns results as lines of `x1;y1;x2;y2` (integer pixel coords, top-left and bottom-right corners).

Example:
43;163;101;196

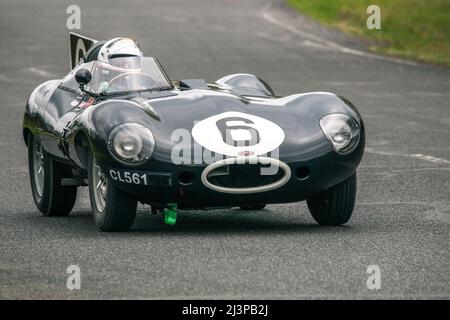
192;111;285;157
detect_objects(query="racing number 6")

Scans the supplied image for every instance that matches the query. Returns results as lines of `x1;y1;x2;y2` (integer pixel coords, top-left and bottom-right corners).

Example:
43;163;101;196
216;117;260;147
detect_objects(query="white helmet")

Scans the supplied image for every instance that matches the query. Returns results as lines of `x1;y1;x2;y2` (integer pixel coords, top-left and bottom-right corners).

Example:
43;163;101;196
98;37;143;63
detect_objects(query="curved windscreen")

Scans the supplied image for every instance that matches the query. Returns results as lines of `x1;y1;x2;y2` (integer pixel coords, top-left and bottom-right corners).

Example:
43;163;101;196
61;57;171;95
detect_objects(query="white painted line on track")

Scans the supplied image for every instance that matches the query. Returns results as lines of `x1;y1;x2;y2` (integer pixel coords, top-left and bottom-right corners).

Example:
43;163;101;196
366;148;450;165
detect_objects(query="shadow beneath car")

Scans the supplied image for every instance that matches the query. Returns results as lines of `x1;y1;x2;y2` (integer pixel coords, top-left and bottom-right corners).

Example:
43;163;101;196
131;207;353;235
22;207;353;236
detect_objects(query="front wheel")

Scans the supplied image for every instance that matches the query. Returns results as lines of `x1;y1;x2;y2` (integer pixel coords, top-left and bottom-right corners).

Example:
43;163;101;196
88;152;137;231
306;173;357;226
28;134;77;216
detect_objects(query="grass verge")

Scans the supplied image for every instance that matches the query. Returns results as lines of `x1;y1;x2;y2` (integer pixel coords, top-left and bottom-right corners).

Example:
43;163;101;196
287;0;450;66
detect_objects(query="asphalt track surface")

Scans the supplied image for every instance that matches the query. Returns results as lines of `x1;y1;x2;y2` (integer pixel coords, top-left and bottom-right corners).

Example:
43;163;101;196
0;0;449;299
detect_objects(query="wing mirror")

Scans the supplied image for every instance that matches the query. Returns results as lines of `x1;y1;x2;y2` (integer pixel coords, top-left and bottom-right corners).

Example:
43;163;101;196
75;68;92;91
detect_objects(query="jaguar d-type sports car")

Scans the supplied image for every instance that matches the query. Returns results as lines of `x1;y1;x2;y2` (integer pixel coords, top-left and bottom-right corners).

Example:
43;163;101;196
23;34;365;231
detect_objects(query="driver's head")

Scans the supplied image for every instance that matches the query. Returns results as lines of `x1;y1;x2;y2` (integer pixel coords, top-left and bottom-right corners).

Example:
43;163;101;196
98;37;143;69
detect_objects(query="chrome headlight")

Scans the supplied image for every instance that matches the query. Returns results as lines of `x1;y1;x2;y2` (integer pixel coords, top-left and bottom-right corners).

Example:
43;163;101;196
319;114;360;153
108;123;155;163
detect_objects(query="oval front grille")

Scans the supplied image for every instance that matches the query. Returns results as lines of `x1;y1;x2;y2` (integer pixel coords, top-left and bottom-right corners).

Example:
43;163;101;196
201;157;291;194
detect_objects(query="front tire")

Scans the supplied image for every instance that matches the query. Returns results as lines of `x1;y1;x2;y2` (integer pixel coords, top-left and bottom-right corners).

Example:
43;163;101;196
88;151;137;231
28;134;77;216
306;173;357;226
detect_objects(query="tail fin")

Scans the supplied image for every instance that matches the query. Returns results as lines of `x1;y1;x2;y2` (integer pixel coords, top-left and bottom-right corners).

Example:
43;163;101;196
69;32;97;70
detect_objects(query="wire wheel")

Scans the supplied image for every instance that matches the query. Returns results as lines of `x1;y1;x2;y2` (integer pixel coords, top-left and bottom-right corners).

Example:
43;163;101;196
92;157;107;213
32;140;45;197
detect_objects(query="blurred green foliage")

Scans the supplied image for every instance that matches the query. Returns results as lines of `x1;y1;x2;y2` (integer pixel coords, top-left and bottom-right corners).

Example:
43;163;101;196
288;0;450;66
